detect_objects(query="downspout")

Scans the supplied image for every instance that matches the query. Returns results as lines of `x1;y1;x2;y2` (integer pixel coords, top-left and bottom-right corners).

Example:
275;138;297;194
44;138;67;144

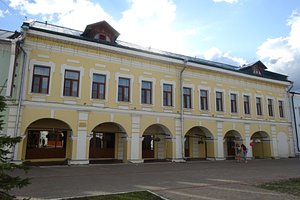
180;59;188;160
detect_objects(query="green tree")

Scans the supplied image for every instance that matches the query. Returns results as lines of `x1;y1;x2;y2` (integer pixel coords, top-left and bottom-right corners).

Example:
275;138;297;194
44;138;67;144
0;96;30;199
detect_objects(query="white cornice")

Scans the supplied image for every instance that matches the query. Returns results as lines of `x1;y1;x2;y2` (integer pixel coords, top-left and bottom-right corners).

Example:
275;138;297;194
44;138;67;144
26;29;290;86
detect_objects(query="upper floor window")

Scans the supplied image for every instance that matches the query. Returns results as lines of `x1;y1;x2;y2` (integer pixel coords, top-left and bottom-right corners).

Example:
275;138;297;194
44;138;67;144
278;100;284;118
63;70;79;97
244;95;250;114
118;77;130;102
183;87;192;109
200;90;209;111
268;98;274;117
163;84;173;106
230;93;237;113
216;91;223;112
92;74;106;99
141;81;152;104
31;65;50;94
256;97;262;116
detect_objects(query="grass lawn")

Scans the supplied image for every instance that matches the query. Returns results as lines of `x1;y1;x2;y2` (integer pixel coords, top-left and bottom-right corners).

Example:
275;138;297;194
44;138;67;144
257;178;300;196
67;191;163;200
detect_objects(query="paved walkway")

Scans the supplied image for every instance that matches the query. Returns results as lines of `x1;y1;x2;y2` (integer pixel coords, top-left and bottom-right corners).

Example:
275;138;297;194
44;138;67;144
11;158;300;200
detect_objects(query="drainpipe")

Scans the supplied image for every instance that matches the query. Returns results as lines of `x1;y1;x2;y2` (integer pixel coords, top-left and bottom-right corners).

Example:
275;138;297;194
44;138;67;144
12;36;27;160
180;59;188;160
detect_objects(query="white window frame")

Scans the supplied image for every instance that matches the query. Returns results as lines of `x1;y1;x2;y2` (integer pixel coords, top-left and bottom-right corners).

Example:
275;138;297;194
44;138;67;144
215;89;225;113
160;80;176;108
28;59;55;96
139;76;156;106
266;96;275;117
255;95;264;116
183;83;195;110
61;64;84;99
89;69;110;102
198;86;211;112
242;92;252;115
229;90;239;114
277;98;286;118
115;73;134;104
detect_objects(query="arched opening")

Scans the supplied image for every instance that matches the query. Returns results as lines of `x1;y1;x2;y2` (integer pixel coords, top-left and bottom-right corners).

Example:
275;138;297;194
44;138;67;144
89;122;127;163
224;130;242;159
251;131;271;158
185;126;214;160
25;118;71;161
142;124;172;162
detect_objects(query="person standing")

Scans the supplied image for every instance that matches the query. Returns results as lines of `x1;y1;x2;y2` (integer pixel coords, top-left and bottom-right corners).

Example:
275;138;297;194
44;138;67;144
235;143;242;162
241;144;248;163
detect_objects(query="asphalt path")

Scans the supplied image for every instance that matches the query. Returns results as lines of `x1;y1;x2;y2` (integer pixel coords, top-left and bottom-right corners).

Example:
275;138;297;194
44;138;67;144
10;158;300;200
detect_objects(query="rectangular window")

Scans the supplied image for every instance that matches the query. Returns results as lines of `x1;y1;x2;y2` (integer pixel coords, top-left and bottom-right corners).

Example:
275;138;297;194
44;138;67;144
183;87;192;108
256;97;262;115
278;100;284;118
244;95;250;114
268;98;274;116
118;77;130;102
163;84;173;106
230;93;237;113
141;81;152;104
200;90;208;111
31;65;50;94
63;70;79;97
92;74;106;99
216;91;223;112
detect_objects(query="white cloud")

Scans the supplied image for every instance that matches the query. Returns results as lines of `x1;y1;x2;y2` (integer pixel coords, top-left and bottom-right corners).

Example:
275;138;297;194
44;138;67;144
198;47;246;66
0;9;9;18
257;11;300;90
212;0;238;4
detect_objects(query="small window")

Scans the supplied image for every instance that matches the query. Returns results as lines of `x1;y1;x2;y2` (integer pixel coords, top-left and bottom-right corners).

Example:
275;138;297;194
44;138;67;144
163;84;173;106
183;87;192;109
216;91;223;112
63;70;80;97
118;78;130;102
278;100;284;118
31;65;50;94
230;93;237;113
200;90;209;111
92;74;106;99
256;97;262;115
244;95;250;114
268;99;274;117
141;81;152;104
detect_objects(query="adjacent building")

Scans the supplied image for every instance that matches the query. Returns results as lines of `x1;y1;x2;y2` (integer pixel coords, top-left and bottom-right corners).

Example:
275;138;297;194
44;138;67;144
1;20;295;165
290;92;300;156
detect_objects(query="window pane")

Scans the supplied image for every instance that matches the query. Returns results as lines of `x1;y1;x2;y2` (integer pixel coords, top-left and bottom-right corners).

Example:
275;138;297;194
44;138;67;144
93;74;105;83
32;76;40;93
119;78;129;86
34;66;50;76
41;77;49;93
142;81;151;89
65;71;79;79
72;81;78;96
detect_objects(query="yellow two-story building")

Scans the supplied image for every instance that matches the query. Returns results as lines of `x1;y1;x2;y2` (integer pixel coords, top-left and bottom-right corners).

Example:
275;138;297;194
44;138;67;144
6;20;294;165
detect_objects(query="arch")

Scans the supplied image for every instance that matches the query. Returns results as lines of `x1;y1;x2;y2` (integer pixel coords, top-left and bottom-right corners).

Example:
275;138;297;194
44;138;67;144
24;118;72;160
251;131;272;158
224;130;242;159
89;122;127;163
277;132;289;158
142;124;172;161
184;126;214;160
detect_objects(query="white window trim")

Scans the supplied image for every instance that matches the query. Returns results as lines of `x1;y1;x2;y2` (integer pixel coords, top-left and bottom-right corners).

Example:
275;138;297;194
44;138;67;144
28;59;56;96
229;90;239;114
139;76;156;106
198;86;211;112
277;98;286;118
61;64;84;99
266;96;275;117
160;80;176;108
214;88;225;113
115;73;134;104
183;83;195;110
255;95;264;116
89;69;110;102
242;92;252;115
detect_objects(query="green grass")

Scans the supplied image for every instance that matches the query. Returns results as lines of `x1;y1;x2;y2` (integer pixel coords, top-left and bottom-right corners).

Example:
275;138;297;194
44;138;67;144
68;191;163;200
258;178;300;196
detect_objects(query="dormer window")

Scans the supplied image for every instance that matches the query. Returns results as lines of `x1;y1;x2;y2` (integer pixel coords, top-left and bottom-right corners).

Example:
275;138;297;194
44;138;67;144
253;66;262;75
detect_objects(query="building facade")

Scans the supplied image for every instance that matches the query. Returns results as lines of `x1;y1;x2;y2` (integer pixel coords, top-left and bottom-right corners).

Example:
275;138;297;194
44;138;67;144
2;20;295;165
290;92;300;156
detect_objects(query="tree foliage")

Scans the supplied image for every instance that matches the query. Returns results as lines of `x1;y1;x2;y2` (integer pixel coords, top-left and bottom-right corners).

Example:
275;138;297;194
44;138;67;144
0;96;30;199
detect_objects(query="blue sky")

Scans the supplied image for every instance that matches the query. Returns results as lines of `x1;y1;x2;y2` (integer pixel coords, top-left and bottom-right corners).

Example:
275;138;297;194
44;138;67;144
1;0;300;90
